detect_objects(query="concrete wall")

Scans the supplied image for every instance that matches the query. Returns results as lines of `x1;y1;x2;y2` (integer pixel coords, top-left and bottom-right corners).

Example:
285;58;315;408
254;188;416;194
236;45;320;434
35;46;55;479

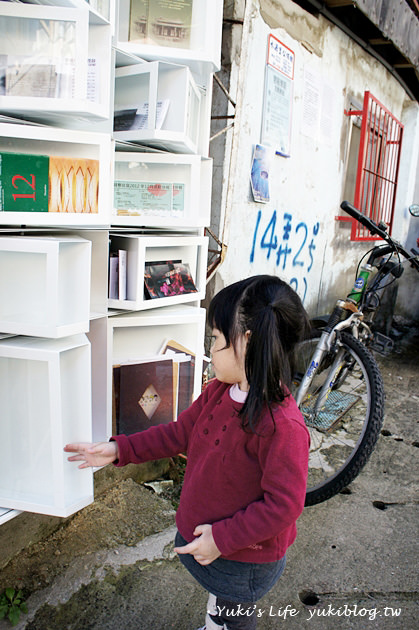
209;0;419;321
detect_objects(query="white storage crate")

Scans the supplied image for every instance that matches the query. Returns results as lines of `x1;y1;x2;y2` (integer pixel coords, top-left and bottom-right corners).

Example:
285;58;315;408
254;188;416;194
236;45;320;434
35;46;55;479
0;3;112;123
0;235;91;338
0;122;112;227
114;61;201;154
116;0;223;75
0;334;93;517
107;233;208;311
113;151;212;228
107;304;206;436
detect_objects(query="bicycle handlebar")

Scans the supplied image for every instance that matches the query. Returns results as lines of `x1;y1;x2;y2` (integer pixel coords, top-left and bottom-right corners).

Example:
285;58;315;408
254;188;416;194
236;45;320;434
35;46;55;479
340;201;389;239
340;200;419;271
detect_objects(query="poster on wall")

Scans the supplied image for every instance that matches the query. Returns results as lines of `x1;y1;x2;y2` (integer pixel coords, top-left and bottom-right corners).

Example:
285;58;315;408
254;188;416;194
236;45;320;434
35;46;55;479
250;144;271;203
261;34;295;157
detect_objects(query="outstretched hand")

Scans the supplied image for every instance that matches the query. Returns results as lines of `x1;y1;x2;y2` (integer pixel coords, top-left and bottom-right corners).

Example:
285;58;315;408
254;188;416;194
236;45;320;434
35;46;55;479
174;524;221;566
64;441;119;469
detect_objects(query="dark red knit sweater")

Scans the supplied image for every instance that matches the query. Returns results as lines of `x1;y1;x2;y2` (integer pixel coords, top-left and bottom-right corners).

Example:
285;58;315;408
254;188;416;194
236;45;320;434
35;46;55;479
112;379;309;563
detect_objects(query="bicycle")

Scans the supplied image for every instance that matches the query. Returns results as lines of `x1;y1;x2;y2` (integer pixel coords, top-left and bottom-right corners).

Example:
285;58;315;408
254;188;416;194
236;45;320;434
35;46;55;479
293;200;419;506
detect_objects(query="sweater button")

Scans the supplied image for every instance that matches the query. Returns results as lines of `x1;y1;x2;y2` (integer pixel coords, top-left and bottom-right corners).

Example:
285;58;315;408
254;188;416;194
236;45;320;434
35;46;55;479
222;425;227;431
203;428;209;435
208;414;213;420
215;439;220;445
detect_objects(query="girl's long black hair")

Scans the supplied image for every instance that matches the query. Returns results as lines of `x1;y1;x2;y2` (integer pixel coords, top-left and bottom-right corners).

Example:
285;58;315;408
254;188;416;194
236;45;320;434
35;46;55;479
208;275;311;432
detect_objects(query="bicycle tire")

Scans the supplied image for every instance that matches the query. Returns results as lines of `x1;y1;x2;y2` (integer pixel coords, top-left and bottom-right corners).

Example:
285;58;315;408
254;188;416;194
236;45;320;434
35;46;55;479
292;330;385;506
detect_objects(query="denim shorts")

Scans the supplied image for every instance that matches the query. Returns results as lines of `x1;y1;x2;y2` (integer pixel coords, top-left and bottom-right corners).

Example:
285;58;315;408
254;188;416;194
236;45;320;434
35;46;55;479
175;531;286;603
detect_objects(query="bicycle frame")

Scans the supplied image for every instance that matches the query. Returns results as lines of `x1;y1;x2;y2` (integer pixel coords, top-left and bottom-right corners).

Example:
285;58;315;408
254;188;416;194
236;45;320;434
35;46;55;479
295;199;419;419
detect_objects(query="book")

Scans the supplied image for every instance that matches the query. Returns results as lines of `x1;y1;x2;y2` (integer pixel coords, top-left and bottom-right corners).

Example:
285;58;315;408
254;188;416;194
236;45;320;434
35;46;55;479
144;260;197;299
108;253;119;299
118;249;127;301
129;0;193;49
0;152;99;214
114;356;174;434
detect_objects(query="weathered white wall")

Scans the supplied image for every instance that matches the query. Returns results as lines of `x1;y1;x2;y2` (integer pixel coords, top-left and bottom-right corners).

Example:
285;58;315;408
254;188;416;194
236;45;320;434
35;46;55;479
211;0;418;320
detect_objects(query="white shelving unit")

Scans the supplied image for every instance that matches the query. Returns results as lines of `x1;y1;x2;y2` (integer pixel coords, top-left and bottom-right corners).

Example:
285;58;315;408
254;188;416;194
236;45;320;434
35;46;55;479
113;151;212;228
107;304;206;437
107;233;208;310
0;2;113;124
116;0;223;76
0;334;94;517
0;0;222;521
0;235;91;338
0;122;113;227
114;61;201;154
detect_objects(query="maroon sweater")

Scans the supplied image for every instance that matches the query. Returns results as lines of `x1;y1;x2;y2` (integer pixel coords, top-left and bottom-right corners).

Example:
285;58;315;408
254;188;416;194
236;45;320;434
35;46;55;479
112;379;309;563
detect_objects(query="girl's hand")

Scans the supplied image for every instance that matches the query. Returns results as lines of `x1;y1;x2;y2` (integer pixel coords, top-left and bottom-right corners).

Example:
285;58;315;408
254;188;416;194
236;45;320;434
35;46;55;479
64;441;119;469
174;524;221;566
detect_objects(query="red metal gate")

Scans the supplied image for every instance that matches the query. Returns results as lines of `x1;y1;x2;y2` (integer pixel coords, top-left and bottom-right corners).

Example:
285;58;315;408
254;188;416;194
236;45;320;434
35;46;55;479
346;91;404;241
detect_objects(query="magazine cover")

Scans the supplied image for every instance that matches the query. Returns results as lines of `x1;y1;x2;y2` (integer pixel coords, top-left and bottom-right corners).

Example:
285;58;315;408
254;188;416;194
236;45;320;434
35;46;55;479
0;152;99;213
144;260;197;299
130;0;193;48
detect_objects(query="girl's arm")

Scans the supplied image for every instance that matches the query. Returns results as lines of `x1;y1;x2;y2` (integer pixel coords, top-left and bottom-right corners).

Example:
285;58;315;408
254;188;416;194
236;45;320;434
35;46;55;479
65;380;214;468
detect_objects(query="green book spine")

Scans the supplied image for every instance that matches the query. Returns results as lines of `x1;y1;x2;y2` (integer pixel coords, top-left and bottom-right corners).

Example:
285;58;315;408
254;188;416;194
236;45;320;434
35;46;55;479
0;152;49;213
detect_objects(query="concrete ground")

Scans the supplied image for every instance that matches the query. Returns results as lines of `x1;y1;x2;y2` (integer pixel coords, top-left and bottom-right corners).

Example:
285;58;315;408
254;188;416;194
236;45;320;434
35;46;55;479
1;328;418;630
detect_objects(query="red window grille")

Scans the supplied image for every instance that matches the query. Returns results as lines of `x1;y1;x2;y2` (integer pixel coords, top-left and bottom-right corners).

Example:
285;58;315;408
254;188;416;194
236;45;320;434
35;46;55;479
345;91;404;241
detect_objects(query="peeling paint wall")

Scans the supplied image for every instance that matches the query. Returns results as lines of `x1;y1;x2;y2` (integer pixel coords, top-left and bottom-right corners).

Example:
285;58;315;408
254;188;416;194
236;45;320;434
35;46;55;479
211;0;419;320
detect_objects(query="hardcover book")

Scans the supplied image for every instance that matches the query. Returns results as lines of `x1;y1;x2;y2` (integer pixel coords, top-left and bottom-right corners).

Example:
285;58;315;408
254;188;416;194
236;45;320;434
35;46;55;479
115;356;174;434
0;152;99;214
144;260;197;299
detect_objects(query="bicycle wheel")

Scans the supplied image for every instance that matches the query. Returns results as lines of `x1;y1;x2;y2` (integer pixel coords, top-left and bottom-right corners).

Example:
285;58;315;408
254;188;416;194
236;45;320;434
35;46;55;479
292;330;385;506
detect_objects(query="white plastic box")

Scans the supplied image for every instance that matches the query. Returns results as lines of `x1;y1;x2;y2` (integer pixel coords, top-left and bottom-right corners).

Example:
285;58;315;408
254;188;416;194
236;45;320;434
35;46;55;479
0;122;113;227
114;61;201;154
107;233;208;311
116;0;223;75
112;151;212;228
0;3;112;123
107;304;206;436
0;334;94;517
0;235;91;338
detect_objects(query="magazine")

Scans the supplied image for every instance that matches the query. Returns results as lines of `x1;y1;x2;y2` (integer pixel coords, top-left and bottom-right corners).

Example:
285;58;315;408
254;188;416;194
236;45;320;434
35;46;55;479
144;260;197;299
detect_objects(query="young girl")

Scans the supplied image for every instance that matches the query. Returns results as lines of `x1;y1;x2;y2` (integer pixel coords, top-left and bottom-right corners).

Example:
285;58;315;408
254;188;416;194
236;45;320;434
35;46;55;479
65;274;311;630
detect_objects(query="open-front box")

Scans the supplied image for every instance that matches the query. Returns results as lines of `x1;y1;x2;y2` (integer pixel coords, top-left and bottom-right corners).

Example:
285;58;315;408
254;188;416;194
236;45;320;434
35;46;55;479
0;334;93;517
0;122;112;227
113;151;212;228
0;3;112;123
114;61;201;154
116;0;223;75
107;233;208;311
108;304;206;436
0;235;91;338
